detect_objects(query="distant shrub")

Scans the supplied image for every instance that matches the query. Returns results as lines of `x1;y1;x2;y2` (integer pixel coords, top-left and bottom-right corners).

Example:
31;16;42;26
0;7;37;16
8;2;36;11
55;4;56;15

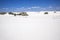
44;12;48;14
8;12;17;16
8;12;14;15
20;12;28;16
8;12;28;16
14;14;16;16
0;12;6;15
54;11;56;13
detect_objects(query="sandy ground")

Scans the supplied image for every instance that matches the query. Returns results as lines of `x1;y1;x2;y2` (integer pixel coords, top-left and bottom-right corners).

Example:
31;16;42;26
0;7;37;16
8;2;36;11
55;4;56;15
0;12;60;40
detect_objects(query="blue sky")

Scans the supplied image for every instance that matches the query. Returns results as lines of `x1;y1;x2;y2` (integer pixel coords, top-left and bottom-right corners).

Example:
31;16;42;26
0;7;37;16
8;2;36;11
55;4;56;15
0;0;60;12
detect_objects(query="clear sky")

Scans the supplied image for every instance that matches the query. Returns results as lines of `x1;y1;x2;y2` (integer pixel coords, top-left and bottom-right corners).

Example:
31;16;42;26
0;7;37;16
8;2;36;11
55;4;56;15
0;0;60;12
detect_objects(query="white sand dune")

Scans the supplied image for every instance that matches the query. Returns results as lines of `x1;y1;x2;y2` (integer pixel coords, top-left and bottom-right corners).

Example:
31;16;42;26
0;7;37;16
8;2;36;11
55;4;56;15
0;11;60;40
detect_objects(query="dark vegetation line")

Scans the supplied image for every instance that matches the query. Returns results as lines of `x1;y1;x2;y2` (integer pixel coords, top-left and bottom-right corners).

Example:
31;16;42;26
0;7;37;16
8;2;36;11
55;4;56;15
0;12;7;15
0;12;28;16
0;11;56;16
